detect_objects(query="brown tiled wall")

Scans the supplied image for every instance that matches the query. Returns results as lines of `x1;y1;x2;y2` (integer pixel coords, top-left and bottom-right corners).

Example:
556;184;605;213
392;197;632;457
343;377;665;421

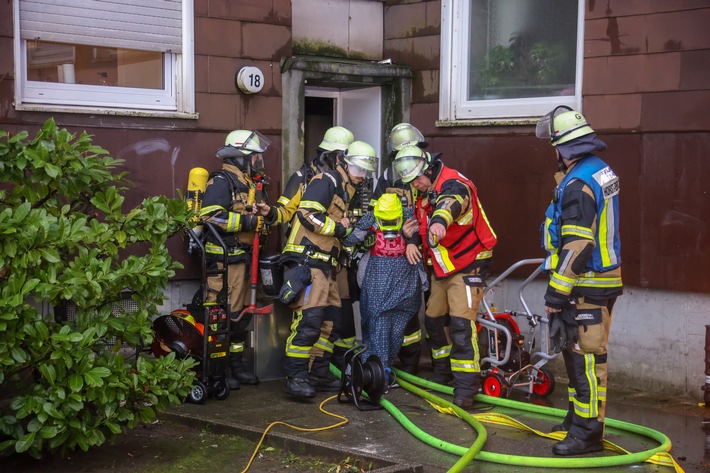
384;0;710;291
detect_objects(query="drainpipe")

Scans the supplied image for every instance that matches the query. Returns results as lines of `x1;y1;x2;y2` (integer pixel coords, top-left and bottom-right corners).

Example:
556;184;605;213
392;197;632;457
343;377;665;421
704;325;710;404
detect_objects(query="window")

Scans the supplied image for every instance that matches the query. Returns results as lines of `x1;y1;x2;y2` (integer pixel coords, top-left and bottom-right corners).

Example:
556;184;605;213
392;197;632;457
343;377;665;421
440;0;583;123
14;0;195;116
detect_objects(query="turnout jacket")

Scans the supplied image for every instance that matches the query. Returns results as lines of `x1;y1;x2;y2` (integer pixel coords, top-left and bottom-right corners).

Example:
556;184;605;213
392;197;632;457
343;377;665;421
542;155;623;307
199;164;258;263
267;161;320;227
418;163;497;278
280;165;357;271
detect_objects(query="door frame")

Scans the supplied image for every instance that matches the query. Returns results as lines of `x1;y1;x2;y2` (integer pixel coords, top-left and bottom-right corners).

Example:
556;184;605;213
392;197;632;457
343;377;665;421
281;56;412;187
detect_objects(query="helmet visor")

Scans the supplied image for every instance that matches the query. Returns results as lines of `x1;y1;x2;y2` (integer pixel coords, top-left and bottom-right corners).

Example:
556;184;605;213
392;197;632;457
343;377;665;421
535;112;554;140
387;124;425;153
394;155;426;183
348;164;371;178
241;130;272;153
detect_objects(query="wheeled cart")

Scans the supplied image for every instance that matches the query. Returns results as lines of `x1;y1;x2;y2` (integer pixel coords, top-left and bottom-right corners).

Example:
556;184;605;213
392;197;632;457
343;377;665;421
476;258;559;398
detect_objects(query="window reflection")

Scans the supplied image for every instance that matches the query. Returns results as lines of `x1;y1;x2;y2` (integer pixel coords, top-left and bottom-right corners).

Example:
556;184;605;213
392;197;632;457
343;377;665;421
26;41;164;89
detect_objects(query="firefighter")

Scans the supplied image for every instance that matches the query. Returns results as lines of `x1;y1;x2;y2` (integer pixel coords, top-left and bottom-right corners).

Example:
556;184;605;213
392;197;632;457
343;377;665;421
199;129;271;390
256;126;356;392
279;140;378;398
371;123;430;374
536;106;622;456
394;145;497;408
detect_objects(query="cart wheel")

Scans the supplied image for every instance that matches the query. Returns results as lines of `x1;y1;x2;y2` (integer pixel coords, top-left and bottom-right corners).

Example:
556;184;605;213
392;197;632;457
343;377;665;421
211;379;230;401
187;381;208;404
482;372;508;398
532;367;555;397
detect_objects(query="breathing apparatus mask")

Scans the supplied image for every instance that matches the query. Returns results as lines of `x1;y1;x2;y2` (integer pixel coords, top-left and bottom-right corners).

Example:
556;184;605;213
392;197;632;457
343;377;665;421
373;193;403;240
343;141;378;182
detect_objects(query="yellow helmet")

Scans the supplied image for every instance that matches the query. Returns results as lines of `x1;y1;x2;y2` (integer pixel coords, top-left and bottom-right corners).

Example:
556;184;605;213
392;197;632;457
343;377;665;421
387;123;426;153
373;193;403;237
393;145;430;183
536;106;594;146
319;126;355;152
343;140;378;176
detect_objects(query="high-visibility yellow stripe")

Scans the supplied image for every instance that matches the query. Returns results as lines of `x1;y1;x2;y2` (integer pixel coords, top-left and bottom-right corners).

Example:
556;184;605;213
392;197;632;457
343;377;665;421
431;345;451;360
402;330;422;346
430;246;456;274
561;224;594;240
599;200;612;267
432;209;454;226
300;200;326;212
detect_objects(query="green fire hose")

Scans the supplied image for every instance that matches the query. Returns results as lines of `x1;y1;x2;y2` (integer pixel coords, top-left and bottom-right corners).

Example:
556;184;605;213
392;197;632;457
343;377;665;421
392;368;679;471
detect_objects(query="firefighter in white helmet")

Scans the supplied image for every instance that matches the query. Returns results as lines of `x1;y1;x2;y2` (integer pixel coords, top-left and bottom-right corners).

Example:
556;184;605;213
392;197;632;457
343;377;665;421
199;129;272;390
394;144;497;408
278;140;377;399
536;106;622;456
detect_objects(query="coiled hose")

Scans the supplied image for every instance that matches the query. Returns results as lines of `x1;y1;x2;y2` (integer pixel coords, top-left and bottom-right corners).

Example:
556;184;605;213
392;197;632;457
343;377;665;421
392;368;680;471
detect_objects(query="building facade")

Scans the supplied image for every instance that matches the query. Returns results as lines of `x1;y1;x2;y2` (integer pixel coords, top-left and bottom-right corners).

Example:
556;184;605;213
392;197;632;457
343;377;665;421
1;0;708;399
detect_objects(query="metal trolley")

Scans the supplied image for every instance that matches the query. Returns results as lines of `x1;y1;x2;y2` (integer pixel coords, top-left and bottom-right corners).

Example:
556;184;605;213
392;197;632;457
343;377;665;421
476;258;559;398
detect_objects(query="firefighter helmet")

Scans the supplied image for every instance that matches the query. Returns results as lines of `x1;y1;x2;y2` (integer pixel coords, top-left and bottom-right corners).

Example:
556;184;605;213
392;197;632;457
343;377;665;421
319;126;355;152
393;145;430;184
387;123;427;153
215;129;270;176
343;141;378;177
536;106;595;146
373;193;403;238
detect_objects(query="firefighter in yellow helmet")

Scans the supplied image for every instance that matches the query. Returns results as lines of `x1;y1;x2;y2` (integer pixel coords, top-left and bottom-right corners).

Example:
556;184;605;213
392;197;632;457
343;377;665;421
371;123;431;375
394;144;497;408
536;106;622;456
277;140;377;398
199;129;271;390
256;126;356;393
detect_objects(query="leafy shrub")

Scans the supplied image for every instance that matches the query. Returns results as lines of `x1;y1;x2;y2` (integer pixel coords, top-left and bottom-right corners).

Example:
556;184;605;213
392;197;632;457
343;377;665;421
0;118;197;458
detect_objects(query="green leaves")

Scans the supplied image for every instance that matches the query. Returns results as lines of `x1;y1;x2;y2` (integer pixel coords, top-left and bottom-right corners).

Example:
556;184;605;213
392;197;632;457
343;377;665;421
0;119;195;458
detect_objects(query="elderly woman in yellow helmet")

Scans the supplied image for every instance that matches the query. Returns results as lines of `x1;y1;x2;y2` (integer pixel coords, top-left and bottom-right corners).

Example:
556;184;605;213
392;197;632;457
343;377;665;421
342;193;428;386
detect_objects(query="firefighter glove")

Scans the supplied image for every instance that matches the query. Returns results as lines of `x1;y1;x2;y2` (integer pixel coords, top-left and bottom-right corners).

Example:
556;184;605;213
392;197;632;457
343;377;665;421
363;230;377;249
240;213;260;232
548;309;578;353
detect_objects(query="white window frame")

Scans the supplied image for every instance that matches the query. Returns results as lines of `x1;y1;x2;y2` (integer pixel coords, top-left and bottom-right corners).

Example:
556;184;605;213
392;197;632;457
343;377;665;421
439;0;584;124
12;0;196;118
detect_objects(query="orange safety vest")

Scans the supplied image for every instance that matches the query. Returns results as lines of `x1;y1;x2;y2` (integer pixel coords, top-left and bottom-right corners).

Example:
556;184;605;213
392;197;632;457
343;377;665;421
419;165;497;278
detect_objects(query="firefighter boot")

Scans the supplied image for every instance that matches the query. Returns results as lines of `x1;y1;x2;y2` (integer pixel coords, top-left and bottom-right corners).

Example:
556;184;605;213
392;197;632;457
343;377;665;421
308;352;341;392
551;401;574;432
449;316;480;408
229;352;259;386
425;315;453;385
396;314;422;375
553;417;604;455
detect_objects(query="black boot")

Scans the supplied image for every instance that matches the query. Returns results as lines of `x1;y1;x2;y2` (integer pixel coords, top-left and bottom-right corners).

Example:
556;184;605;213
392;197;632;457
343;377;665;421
308;352;341;392
229;352;259;385
285;377;316;398
425;315;453;385
450;317;480;408
553;417;604;455
224;366;240;390
551;401;574;432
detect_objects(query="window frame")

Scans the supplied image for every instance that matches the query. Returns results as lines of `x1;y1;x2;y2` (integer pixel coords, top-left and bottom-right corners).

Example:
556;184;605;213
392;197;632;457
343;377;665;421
12;0;196;118
439;0;584;124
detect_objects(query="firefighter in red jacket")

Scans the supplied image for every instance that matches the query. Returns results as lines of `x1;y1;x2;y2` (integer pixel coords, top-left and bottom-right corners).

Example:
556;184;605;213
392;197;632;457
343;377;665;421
395;145;497;408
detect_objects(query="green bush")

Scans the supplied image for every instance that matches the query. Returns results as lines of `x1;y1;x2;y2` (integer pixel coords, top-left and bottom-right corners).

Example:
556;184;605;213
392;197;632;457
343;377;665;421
0;118;197;458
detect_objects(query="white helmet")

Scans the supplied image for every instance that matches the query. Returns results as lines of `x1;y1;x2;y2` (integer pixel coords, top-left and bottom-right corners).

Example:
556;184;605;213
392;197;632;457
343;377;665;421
343;141;378;177
319;126;355;152
393;145;430;184
216;129;271;158
536;106;595;146
387;123;426;153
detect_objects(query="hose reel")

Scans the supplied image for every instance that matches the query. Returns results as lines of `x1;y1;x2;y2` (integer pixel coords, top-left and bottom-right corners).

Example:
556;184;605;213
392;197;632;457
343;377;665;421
338;345;387;411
